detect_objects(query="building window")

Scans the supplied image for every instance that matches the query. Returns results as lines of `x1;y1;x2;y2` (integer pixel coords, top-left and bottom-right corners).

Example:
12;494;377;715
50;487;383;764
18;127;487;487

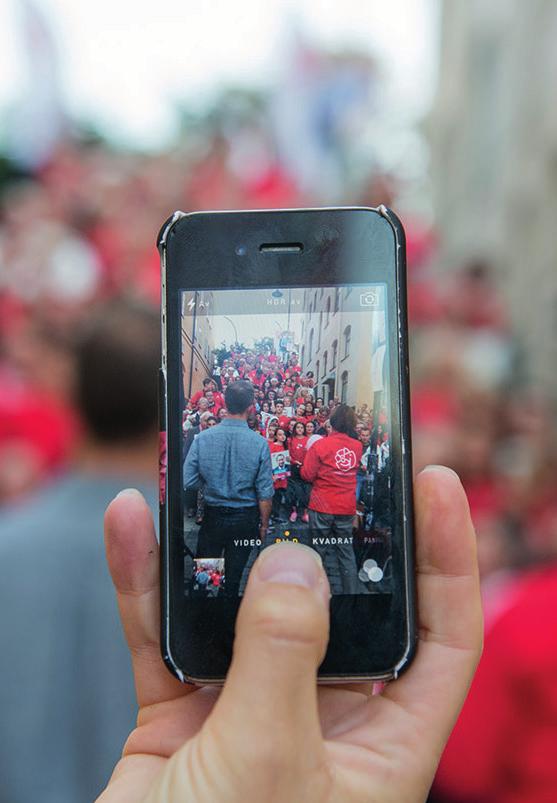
314;291;318;311
341;371;349;403
343;325;351;358
309;329;314;362
318;311;323;350
323;351;328;377
316;360;320;383
325;296;331;327
301;345;305;368
332;340;338;368
309;302;312;319
334;288;340;313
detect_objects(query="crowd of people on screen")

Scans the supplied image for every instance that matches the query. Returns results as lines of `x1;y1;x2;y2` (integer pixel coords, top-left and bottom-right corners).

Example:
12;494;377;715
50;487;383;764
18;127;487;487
182;345;390;529
192;561;225;597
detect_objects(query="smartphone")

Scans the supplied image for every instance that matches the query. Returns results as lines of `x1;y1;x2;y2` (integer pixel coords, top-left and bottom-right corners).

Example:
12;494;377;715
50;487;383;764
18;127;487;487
158;207;416;684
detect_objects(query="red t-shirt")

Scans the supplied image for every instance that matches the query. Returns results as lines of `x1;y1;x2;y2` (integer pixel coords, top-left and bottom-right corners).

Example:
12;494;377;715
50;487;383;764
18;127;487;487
301;432;362;515
289;436;308;467
434;565;557;803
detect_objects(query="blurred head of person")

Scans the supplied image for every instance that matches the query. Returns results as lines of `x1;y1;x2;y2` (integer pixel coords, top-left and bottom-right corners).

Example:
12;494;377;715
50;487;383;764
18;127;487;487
246;412;259;430
360;427;372;447
294;421;305;438
330;404;358;440
225;380;254;417
75;299;159;476
199;412;214;430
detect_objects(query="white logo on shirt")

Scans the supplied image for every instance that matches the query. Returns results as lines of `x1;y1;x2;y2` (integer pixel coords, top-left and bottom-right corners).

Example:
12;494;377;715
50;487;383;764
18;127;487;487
334;447;357;471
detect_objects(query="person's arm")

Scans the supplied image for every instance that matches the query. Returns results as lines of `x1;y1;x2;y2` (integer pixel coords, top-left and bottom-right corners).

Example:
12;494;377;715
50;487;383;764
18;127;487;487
258;498;272;536
255;442;274;503
255;443;274;536
183;436;200;489
300;439;319;483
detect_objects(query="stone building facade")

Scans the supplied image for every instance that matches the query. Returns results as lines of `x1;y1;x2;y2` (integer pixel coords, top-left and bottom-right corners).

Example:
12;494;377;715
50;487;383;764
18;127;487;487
429;0;557;395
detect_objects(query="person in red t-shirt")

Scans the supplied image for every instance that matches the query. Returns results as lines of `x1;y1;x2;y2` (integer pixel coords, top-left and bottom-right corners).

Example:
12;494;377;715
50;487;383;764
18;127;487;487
273;401;292;432
301;404;363;594
304;401;316;421
190;378;224;410
294;403;308;424
286;421;310;523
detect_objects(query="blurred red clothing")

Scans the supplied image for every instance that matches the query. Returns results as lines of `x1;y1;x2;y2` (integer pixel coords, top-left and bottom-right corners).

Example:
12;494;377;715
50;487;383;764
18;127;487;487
411;386;460;429
276;415;293;432
462;478;507;522
0;369;80;477
434;565;557;803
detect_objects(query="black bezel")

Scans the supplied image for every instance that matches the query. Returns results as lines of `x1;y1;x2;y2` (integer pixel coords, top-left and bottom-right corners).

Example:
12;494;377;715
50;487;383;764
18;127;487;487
159;207;416;684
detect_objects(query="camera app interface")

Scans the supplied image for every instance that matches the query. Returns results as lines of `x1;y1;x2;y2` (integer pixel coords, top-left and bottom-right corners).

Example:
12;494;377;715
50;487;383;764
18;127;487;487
180;285;392;598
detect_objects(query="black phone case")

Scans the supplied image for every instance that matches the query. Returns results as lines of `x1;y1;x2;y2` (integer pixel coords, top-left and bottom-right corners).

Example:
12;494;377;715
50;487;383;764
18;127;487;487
157;206;417;684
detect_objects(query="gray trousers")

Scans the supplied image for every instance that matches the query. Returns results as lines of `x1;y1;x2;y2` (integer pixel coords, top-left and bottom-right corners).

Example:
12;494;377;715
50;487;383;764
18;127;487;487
308;510;360;594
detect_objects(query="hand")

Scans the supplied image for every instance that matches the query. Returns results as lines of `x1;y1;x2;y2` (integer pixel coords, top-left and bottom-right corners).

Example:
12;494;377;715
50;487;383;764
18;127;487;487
98;466;482;803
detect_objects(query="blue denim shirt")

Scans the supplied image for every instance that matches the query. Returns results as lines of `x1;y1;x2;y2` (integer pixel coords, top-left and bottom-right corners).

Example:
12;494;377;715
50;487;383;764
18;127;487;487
184;418;274;507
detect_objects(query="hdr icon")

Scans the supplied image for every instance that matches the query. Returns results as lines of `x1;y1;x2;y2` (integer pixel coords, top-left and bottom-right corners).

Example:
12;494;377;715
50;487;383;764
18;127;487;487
266;298;302;306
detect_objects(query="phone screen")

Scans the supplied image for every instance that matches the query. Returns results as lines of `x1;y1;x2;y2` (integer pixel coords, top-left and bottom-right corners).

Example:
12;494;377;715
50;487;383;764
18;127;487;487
179;283;392;600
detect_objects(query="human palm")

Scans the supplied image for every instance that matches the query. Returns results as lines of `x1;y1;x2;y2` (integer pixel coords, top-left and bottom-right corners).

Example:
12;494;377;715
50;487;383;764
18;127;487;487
99;467;482;803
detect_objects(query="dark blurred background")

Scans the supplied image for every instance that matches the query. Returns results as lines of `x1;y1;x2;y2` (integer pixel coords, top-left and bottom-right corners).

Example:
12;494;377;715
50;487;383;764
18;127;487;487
0;1;556;802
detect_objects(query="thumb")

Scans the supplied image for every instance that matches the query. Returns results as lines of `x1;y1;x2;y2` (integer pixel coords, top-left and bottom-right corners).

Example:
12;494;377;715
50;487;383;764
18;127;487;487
211;543;330;760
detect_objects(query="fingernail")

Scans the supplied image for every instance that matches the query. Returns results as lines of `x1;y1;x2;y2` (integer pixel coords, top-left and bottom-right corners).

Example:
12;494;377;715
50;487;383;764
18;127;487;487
257;543;323;589
422;465;460;480
115;488;143;499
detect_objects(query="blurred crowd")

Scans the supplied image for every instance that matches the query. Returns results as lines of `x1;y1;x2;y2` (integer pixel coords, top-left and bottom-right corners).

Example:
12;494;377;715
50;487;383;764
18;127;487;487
2;133;556;573
1;104;557;801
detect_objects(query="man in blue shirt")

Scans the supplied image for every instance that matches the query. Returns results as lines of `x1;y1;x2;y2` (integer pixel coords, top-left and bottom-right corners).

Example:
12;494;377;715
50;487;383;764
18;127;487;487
184;380;273;595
